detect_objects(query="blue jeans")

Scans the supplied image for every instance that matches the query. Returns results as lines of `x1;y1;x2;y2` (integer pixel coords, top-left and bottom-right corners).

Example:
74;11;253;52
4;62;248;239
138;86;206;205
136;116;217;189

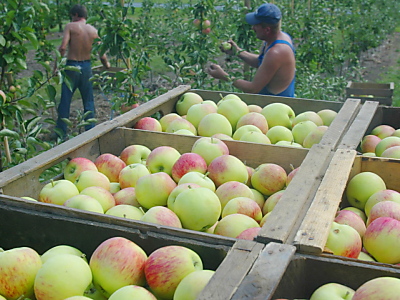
56;60;95;135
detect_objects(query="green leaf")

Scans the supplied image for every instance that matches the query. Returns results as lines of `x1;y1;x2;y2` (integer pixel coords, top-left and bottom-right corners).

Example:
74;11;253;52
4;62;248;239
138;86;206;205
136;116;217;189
16;58;27;70
0;129;19;139
64;66;81;72
25;32;38;50
46;85;57;102
0;35;5;47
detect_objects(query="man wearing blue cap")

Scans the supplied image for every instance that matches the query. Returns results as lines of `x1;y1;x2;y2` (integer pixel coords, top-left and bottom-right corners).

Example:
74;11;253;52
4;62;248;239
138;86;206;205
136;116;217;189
208;3;296;97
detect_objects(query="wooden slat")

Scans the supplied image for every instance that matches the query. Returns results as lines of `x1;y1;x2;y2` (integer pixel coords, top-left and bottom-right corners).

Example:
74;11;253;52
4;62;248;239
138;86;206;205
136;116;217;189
197;239;265;300
231;243;296;300
293;149;357;254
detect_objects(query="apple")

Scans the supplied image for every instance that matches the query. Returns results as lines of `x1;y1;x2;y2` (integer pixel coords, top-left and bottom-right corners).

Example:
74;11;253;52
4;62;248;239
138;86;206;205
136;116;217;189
217;98;249;131
221;41;232;51
94;153;126;183
202;100;218;109
108;285;157;300
174;269;215;300
89;237;148;297
113;187;140;206
392;129;400;137
246;166;255;187
240;131;271;144
381;145;400;158
146;146;181;175
215;180;254;210
173;129;196;136
211;133;233;141
214;213;260;238
265;125;294;144
159;113;182;132
262;190;285;215
75;170;111;192
364;189;400;217
193;19;201;28
352;277;400;300
135;172;177;209
175;92;203;116
21;196;38;201
345;172;386;210
201;27;211;34
119;144;151;165
166;117;197;135
144;245;203;299
360;135;382;153
207;154;249;187
292;111;324;127
0;89;6;104
39;179;80;205
302;125;328;148
63;194;104;213
80;186;115;212
325;222;362;258
248;104;263;113
197;113;233;137
310;283;355;300
186;102;217;129
64;157;98;183
363;217;400;263
260;212;271;227
133;117;162;131
232;124;262;140
118;163;151;189
41;245;86;264
191;136;229;165
292;120;318;145
105;204;144;220
34;254;92;299
171;152;207;183
251;163;287;196
202;20;211;28
84;283;108;300
64;296;93;300
221;196;262;222
261;102;295;129
342;206;367;223
334;209;366;237
363;152;376;157
358;251;376;262
109;182;121;194
275;140;303;148
286;166;300;186
236;227;261;240
236;112;269;134
167;183;201;211
0;247;42;299
371;124;396;139
317;109;337;126
178;171;216;192
120;103;139;113
367;200;400;226
140;206;182;228
251;188;266;210
374;136;400;156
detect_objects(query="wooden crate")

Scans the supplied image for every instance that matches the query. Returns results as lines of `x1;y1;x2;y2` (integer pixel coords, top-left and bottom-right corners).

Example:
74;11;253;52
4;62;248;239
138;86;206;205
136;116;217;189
346;81;394;106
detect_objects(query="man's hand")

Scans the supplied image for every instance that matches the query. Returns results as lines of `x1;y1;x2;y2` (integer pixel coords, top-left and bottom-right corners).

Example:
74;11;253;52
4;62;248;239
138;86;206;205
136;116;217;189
219;39;241;56
207;63;229;81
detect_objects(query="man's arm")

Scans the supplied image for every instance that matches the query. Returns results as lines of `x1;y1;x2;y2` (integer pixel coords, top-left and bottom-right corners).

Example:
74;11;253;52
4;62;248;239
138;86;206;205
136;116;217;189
58;24;71;57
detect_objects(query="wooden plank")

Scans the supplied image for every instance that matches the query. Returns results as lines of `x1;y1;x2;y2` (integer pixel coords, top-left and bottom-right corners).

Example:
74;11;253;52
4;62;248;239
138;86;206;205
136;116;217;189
197;239;265;300
293;149;357;254
231;243;296;300
256;144;333;244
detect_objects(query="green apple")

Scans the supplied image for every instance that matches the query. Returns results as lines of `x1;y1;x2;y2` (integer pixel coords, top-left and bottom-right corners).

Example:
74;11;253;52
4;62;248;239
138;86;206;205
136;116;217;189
292;120;318;145
141;205;182;228
221;41;232;51
197;113;233;137
80;186;116;212
310;283;355;300
0;247;42;299
214;213;260;238
325;222;362;258
360;135;382;153
275;140;303;148
353;277;400;299
375;136;400;156
302;125;328;148
217;98;249;131
342;206;367;223
167;183;201;211
94;153;127;183
261;102;295;129
108;285;157;300
89;237;148;297
118;163;151;189
345;172;386;210
119;144;151;165
236;112;268;134
174;270;215;300
357;251;376;262
64;296;93;300
251;163;287;196
367;200;400;226
74;170;111;192
133;117;162;131
221;196;262;222
260;212;271;227
211;133;234;140
191;136;229;165
64;157;98;183
109;182;121;194
21;196;38;201
292;111;324;127
317;109;337;126
215;181;254;210
334;209;366;237
202;100;218;109
371;124;396;139
176;92;203;116
113;187;140;206
173;129;196;136
34;254;92;299
207;154;248;187
262;190;285;215
39;179;80;205
186;102;217;129
232;124;262;140
144;245;203;299
392;128;400;137
364;189;400;217
248;104;263;113
41;245;86;264
173;187;221;231
159;113;182;132
63;194;104;214
146;146;181;175
239;131;271;144
251;188;266;210
381;145;400;158
266;125;293;144
105;204;144;220
178;171;216;192
166;117;197;135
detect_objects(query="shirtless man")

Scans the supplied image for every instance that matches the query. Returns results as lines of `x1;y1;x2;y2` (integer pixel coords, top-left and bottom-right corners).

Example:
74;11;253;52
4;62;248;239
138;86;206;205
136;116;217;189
207;3;296;97
55;4;110;137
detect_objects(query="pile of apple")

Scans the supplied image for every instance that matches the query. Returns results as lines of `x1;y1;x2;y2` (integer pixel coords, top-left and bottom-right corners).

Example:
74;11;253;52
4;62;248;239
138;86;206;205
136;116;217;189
32;135;300;240
193;18;211;34
0;236;214;300
324;170;400;265
133;92;338;149
359;124;400;158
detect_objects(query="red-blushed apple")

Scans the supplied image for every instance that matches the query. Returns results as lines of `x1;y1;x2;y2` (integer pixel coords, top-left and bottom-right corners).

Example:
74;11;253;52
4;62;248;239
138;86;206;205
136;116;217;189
251;188;266;210
215;181;254;210
133;117;162;131
197;113;233;137
173;269;215;300
64;157;98;182
74;170;111;192
140;206;182;228
118;163;151;189
214;213;260;238
120;102;139;113
191;136;229;165
178;171;216;191
248;104;262;113
173;187;221;231
317;109;337;126
108;285;157;300
159;113;182;131
89;237;148;297
211;133;233;141
119;144;151;165
186;102;217;129
135;172;177;209
302;125;328;148
236;112;269;134
222;196;262;222
94;153;126;183
207;155;248;187
261;102;295;129
360;135;382;153
205;221;218;234
251;163;287;196
34;254;92;300
171;152;208;183
363;217;400;264
367;200;400;226
371;124;396;139
167;183;201;211
286;166;300;186
364;189;400;217
63;194;104;214
175;92;203;116
217;97;249;131
381;145;400;158
113;187;140;206
0;247;42;299
236;227;261;240
325;222;362;258
201;27;211;34
345;171;386;210
166;117;197;135
232;124;262;140
335;209;366;237
39;179;80;205
80;186;115;212
144;245;203;299
309;282;355;300
375;136;400;157
146;146;181;175
262;190;285;215
105;204;144;220
353;277;400;300
41;245;86;264
292;120;318;145
240;131;271;144
292;111;324;127
342;206;367;223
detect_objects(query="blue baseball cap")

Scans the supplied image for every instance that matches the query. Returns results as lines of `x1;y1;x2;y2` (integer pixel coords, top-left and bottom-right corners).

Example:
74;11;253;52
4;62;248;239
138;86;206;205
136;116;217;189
245;3;282;25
